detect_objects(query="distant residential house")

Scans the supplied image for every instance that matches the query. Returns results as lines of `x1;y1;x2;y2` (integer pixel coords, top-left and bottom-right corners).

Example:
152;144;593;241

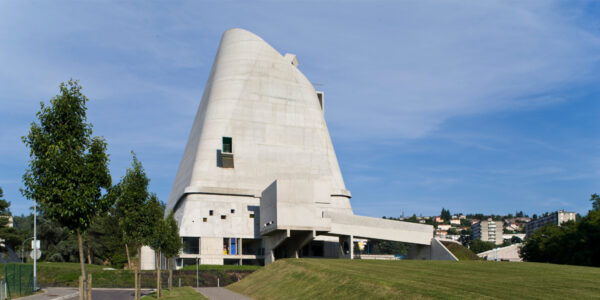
504;223;520;231
438;224;452;231
450;219;461;225
459;215;466;220
419;220;426;224
435;217;444;223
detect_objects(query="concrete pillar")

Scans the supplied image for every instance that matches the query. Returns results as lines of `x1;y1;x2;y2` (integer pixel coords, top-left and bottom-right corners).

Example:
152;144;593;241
350;235;354;260
263;230;289;265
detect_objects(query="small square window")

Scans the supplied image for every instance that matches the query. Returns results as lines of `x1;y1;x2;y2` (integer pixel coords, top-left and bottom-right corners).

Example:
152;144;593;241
249;213;254;219
221;215;226;220
231;209;235;213
209;210;213;216
203;218;207;222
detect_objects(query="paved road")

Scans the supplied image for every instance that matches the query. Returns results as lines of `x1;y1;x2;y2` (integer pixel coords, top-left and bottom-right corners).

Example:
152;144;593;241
19;288;78;300
65;288;154;300
196;287;252;300
19;287;154;300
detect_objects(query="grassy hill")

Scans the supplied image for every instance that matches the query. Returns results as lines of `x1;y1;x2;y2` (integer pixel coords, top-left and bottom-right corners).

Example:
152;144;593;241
441;241;480;260
227;258;600;299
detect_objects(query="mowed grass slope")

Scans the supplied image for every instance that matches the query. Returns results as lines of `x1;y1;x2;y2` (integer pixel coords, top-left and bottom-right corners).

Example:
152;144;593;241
227;258;600;299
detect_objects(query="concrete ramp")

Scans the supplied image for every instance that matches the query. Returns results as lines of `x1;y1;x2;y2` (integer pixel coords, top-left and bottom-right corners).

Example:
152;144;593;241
325;212;434;245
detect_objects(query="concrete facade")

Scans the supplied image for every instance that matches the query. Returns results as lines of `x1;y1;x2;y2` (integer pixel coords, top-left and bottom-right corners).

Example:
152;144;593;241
143;28;454;269
525;210;576;238
472;219;503;245
478;243;523;262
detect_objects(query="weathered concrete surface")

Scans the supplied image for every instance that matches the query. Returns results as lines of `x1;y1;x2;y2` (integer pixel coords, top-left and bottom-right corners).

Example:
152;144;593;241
141;28;451;268
196;287;252;300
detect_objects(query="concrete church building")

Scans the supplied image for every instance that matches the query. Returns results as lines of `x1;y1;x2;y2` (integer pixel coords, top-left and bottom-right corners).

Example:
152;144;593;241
142;28;455;269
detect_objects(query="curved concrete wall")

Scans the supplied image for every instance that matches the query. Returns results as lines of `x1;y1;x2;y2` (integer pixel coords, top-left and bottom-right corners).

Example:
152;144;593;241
167;28;351;215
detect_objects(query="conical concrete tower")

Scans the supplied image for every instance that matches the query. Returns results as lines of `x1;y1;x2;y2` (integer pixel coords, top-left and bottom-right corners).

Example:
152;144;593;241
166;28;354;265
151;29;447;268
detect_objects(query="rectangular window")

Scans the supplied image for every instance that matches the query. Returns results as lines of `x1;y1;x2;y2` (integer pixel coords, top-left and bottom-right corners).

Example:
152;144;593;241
209;210;213;216
231;209;235;213
249;213;254;219
222;137;232;153
203;217;207;222
182;237;199;255
221;215;226;220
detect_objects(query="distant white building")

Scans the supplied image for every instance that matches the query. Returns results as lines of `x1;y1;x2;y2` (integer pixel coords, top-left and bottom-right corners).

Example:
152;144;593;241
472;219;503;245
141;28;456;269
478;243;523;262
526;211;576;238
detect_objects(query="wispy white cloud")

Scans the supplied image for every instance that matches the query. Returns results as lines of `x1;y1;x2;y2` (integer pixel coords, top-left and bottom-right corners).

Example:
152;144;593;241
0;0;598;216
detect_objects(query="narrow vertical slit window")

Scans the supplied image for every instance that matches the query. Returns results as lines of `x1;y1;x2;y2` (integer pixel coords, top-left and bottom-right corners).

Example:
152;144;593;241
222;137;232;153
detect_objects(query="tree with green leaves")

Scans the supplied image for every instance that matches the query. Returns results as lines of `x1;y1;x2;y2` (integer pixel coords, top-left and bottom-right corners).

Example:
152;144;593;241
162;212;181;291
520;193;600;267
440;208;451;223
0;187;21;251
114;153;158;300
21;80;112;298
591;193;600;211
145;195;165;297
469;239;496;254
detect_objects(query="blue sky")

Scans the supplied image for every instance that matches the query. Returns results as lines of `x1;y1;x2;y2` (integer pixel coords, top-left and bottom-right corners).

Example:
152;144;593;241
1;1;599;218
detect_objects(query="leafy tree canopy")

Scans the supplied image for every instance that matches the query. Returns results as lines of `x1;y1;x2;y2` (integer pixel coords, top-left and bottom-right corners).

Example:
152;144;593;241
21;80;112;232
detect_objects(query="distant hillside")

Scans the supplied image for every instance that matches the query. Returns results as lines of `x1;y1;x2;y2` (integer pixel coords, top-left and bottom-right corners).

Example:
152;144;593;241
441;241;480;260
227;258;600;299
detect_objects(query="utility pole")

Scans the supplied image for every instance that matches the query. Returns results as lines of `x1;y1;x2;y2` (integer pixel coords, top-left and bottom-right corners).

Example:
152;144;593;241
33;201;37;291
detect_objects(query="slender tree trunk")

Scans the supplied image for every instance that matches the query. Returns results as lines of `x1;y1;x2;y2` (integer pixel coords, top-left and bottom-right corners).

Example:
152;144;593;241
77;229;88;300
168;257;173;290
156;250;160;298
136;246;142;300
87;245;92;265
126;244;132;270
134;267;138;300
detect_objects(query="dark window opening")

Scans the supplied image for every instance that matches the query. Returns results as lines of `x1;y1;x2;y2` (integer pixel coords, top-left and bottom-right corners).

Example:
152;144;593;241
231;209;235;213
209;210;213;216
249;213;254;219
221;215;226;220
222;137;232;153
182;237;199;255
316;92;324;110
203;217;207;222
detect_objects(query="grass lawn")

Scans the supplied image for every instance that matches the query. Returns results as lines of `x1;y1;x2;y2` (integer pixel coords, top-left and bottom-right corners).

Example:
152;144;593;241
30;262;256;288
227;258;600;299
33;262;134;287
141;287;207;300
442;242;480;260
180;264;261;271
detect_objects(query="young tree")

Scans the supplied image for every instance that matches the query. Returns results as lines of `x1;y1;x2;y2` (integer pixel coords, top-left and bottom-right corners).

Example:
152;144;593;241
162;212;181;290
145;195;164;298
589;195;599;212
21;80;111;299
114;153;157;300
0;187;21;250
440;208;451;223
